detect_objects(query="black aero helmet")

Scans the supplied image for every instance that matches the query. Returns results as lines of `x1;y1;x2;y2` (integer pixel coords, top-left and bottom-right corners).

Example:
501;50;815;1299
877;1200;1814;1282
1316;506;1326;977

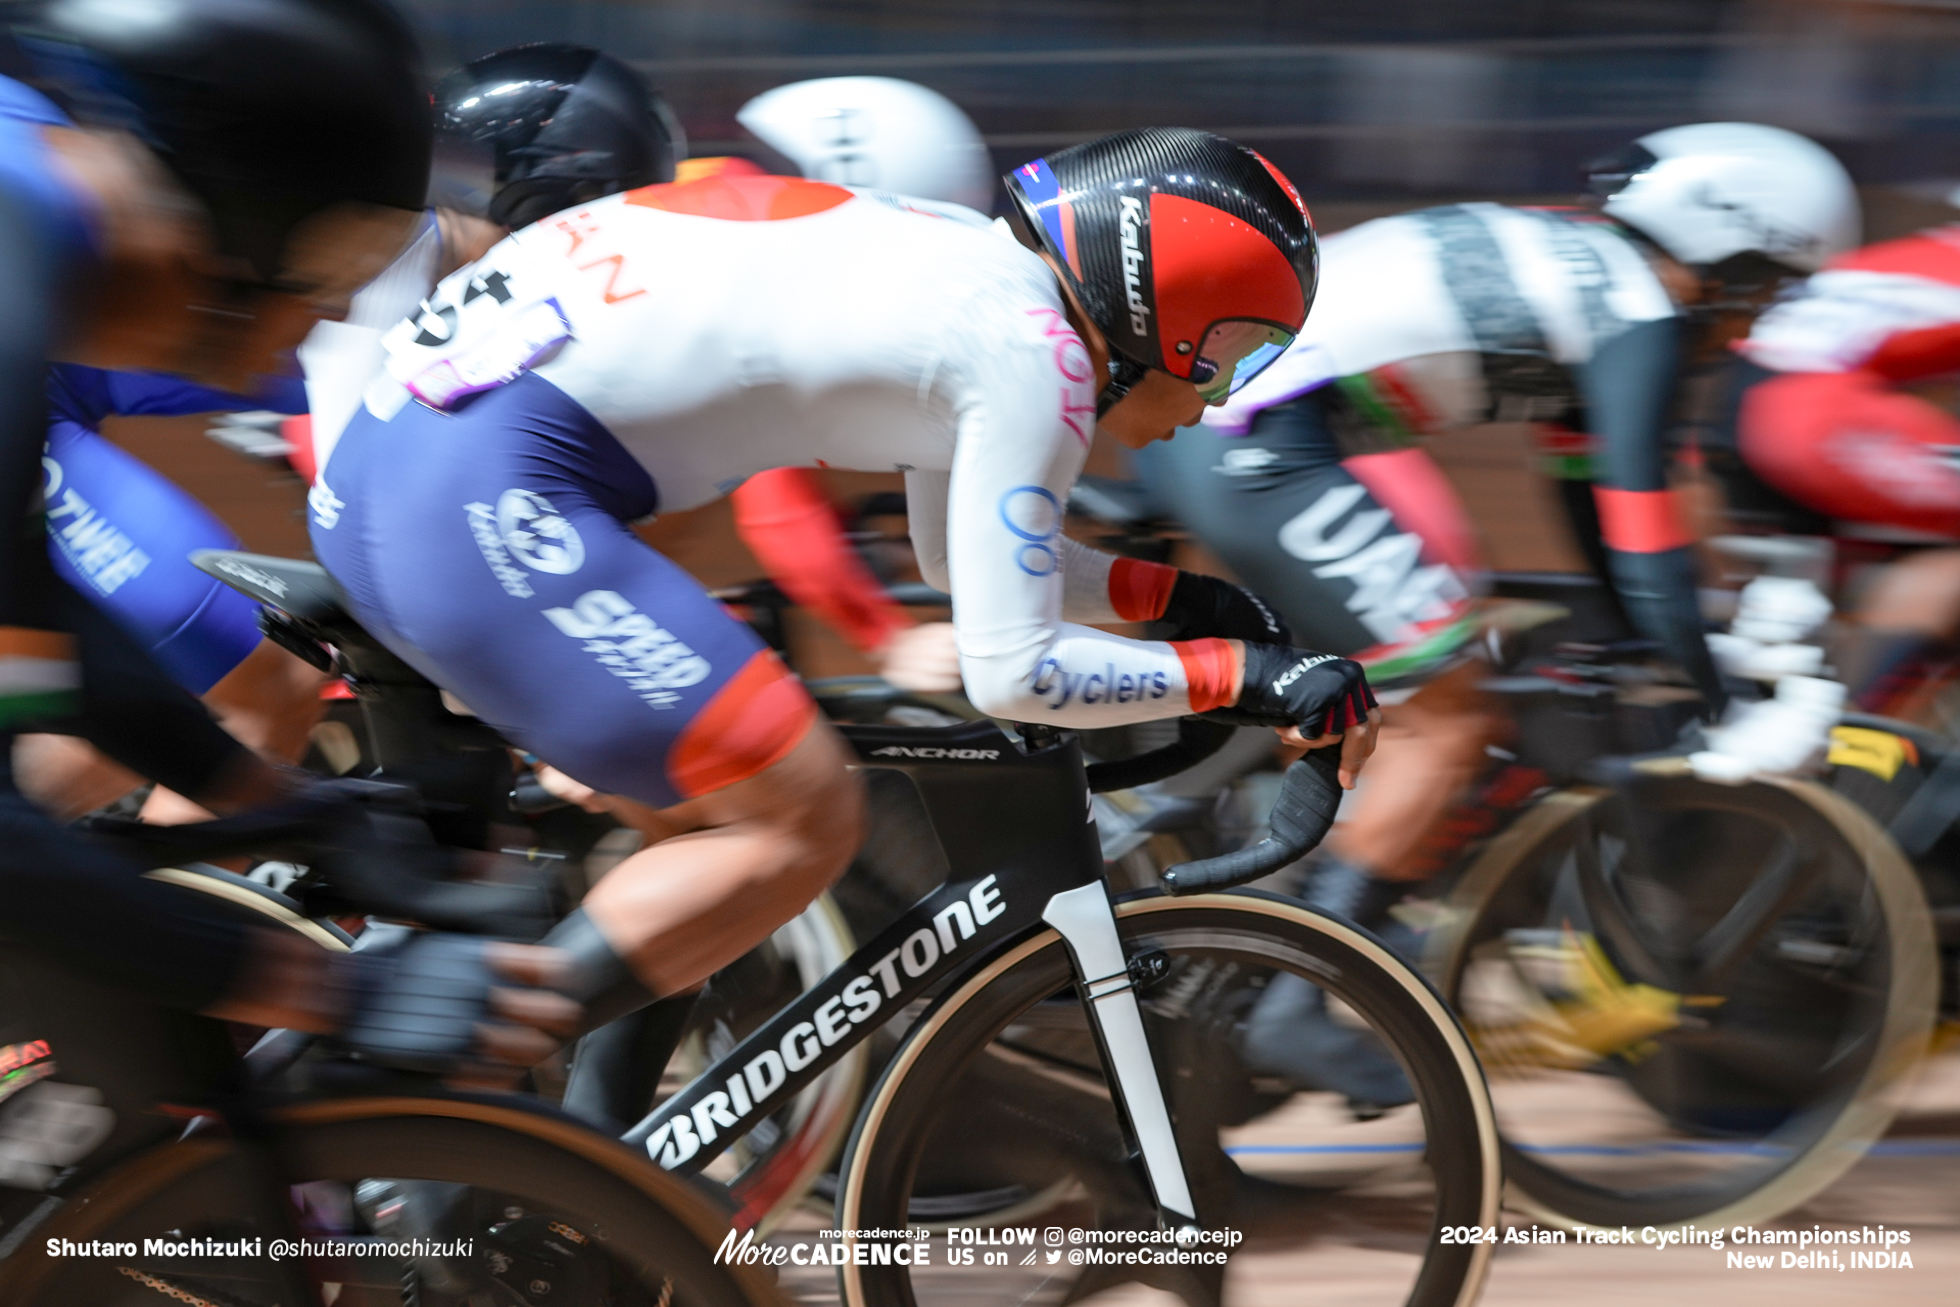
431;43;683;231
20;0;431;283
1003;127;1317;412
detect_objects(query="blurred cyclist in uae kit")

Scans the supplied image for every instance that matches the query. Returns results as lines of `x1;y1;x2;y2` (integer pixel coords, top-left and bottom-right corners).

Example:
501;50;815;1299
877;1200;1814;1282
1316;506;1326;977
0;0;573;1069
1128;123;1859;1100
310;128;1383;1064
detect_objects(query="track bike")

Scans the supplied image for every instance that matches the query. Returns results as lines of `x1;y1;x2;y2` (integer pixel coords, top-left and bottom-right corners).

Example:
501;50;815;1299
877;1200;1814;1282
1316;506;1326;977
0;790;782;1307
1361;573;1935;1233
1145;592;1936;1234
600;715;1498;1307
236;553;1008;1232
1421;704;1935;1231
204;549;1501;1307
1136;583;1936;1235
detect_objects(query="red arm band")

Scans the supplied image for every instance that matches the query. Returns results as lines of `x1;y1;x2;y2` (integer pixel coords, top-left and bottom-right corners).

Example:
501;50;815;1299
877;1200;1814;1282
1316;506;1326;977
1109;556;1177;622
1172;637;1238;713
732;468;912;654
283;414;316;485
1593;486;1693;554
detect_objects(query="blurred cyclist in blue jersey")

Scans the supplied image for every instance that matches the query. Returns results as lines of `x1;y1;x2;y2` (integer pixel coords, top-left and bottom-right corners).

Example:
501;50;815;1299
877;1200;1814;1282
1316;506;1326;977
0;0;574;1069
21;43;686;826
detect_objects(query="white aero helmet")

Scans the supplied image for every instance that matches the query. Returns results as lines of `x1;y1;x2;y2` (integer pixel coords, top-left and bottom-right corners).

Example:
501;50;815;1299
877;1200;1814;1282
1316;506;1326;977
1591;122;1859;274
736;76;993;211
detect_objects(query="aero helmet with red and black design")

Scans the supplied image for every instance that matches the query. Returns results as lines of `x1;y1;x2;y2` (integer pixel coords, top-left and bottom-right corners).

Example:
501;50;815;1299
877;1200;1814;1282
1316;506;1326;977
1004;127;1317;413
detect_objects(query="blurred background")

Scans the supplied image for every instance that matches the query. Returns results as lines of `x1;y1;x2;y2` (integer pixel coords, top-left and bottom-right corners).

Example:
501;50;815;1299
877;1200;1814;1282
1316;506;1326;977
150;0;1960;631
398;0;1960;208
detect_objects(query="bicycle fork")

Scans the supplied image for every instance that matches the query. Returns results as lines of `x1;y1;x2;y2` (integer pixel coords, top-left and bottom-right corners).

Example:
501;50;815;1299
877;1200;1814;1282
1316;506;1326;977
1042;883;1198;1226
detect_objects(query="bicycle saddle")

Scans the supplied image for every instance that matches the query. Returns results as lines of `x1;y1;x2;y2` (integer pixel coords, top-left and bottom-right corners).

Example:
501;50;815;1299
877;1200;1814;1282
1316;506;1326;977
193;549;351;625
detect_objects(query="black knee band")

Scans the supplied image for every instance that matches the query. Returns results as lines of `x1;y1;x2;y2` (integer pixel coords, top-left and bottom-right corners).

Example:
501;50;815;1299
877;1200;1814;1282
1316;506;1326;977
541;908;655;1030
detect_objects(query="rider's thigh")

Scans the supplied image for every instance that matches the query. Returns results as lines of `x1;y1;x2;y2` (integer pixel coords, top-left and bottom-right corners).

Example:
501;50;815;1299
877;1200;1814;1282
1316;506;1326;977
198;638;330;758
1331;661;1503;879
582;718;863;853
10;732;140;819
55;577;246;801
578;725;864;992
664;715;861;846
138;638;333;826
1383;658;1504;744
1738;368;1960;536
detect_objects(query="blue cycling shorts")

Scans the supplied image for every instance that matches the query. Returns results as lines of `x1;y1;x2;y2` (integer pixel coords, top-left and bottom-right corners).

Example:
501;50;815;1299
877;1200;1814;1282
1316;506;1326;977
312;374;816;810
43;421;263;695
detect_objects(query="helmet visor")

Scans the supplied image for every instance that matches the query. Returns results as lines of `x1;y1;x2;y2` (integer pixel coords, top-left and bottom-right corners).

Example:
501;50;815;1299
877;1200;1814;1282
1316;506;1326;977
1185;320;1295;403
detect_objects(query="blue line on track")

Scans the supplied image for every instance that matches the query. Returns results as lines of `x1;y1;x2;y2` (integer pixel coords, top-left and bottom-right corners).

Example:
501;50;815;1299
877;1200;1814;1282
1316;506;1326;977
1224;1140;1960;1158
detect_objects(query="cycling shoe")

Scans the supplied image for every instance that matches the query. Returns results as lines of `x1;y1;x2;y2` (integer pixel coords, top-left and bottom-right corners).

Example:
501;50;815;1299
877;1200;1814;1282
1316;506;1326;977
1240;970;1414;1110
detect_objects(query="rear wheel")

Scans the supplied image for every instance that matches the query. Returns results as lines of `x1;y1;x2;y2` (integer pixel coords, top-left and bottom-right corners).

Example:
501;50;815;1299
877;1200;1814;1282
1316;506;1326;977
0;1095;781;1307
1427;769;1937;1229
835;893;1499;1307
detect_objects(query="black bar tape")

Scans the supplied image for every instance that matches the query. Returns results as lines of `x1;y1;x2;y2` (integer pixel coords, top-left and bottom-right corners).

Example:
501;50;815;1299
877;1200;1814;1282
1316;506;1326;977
1161;748;1342;894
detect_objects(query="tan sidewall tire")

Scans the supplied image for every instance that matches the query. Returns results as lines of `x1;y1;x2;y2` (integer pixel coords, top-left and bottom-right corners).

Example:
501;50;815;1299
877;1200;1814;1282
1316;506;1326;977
837;893;1501;1307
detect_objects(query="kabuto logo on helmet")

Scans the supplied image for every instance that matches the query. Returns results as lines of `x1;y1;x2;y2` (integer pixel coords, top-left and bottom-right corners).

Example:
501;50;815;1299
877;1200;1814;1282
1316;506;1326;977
1118;195;1151;336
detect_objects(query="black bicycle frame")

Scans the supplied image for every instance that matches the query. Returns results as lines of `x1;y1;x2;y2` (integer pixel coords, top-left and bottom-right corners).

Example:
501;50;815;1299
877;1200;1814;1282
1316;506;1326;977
188;552;1202;1223
623;717;1104;1171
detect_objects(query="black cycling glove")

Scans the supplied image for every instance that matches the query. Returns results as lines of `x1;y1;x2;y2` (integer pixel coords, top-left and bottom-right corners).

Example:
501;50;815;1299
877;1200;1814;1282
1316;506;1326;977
336;933;497;1074
1202;643;1377;738
1162;570;1290;645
